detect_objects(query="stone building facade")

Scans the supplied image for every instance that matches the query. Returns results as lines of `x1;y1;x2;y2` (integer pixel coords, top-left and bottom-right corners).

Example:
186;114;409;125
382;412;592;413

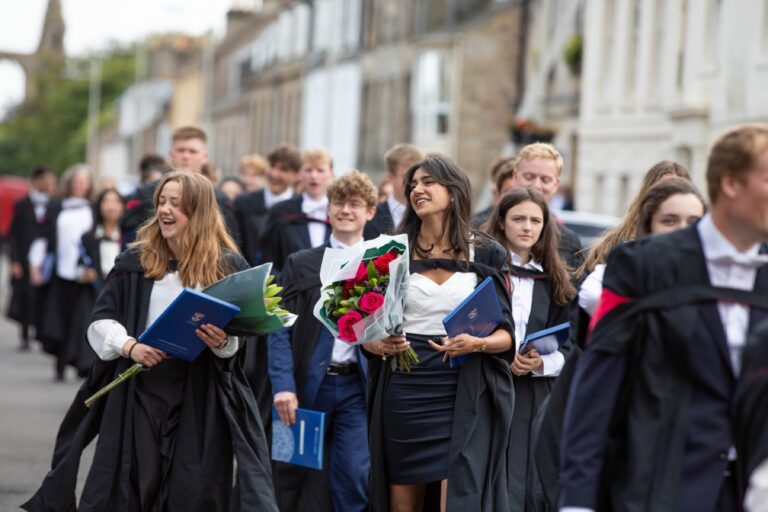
577;0;768;215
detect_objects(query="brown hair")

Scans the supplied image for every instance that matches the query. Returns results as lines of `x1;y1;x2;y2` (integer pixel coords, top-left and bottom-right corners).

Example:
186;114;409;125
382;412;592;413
267;144;302;172
577;160;691;276
133;172;239;287
707;124;768;203
636;178;707;236
327;170;378;208
172;126;207;143
515;143;564;176
484;188;576;305
495;159;518;194
488;155;516;183
384;144;424;175
201;163;221;185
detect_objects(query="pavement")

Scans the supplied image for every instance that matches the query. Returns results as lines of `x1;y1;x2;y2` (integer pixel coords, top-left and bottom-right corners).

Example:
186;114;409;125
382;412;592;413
0;254;92;511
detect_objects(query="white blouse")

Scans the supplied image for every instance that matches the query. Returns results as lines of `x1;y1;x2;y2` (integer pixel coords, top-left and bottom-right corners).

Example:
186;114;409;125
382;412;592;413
87;271;239;360
56;198;94;280
403;271;479;335
578;263;606;317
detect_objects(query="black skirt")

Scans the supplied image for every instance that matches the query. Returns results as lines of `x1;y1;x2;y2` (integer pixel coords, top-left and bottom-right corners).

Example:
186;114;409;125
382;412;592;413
382;333;460;484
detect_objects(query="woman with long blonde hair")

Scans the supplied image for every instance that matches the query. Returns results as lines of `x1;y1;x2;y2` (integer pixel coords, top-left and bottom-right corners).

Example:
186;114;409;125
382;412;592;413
24;172;278;512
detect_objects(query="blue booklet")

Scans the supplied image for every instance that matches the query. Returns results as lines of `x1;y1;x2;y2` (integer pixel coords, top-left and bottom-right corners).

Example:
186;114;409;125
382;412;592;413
138;288;240;362
271;407;326;470
442;276;504;367
518;322;570;355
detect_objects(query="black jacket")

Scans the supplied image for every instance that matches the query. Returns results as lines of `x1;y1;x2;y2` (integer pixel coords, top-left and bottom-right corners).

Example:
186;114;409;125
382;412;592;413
363;201;395;240
259;196;330;273
559;225;768;511
234;188;270;266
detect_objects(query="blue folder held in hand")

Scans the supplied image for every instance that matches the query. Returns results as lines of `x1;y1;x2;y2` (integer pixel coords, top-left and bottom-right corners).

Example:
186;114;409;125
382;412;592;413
139;288;240;362
271;407;326;470
442;276;504;367
518;322;570;355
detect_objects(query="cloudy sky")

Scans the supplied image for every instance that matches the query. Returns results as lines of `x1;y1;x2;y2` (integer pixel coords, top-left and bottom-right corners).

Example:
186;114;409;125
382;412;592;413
0;0;237;116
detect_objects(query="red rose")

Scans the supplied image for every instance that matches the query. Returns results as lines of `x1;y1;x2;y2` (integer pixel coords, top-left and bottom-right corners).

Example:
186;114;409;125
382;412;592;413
359;292;385;314
354;262;368;282
338;311;363;342
342;280;356;296
373;252;397;274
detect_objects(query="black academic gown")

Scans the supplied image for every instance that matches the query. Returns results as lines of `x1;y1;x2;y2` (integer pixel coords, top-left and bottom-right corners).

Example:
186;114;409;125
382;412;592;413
367;240;517;512
259;196;330;273
234;188;270;266
6;195;57;334
363;201;395;240
556;222;583;269
21;249;278;512
735;318;768;482
508;268;569;512
559;225;768;511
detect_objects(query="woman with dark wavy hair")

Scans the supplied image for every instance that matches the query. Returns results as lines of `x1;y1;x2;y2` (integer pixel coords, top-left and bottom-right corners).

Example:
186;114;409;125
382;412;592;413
364;155;516;511
484;188;576;510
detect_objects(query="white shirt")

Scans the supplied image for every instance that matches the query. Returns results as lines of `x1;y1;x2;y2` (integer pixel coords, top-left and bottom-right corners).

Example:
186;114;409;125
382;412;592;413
698;213;767;375
329;235;360;363
510;252;564;377
56;198;93;281
387;194;406;229
95;225;121;277
28;189;50;222
301;193;328;248
578;264;606;317
87;271;239;360
264;187;293;209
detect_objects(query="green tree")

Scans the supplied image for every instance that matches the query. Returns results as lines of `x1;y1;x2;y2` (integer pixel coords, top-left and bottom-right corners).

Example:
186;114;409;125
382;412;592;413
0;45;135;176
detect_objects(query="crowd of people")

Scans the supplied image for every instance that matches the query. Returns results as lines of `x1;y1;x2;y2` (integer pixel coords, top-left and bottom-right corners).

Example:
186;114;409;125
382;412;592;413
6;122;768;512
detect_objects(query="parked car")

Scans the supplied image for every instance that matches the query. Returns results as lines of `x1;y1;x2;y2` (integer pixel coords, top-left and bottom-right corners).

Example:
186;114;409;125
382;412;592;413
556;209;619;249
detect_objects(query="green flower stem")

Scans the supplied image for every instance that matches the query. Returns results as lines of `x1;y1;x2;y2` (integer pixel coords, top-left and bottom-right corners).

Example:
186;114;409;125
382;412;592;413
390;346;420;372
84;363;146;408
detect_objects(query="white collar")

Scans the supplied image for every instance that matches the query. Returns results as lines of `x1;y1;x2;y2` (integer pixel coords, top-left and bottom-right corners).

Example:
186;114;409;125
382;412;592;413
264;186;293;204
29;189;49;204
62;197;91;209
510;251;544;272
95;225;121;242
697;213;762;262
330;234;364;250
301;193;328;212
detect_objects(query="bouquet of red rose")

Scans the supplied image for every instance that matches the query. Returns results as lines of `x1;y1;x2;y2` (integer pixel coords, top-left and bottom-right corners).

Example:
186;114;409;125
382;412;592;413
313;234;418;371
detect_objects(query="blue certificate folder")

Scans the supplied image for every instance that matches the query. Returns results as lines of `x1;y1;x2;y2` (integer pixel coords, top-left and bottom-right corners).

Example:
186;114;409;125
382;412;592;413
138;288;240;362
442;276;503;367
518;322;570;355
271;407;326;470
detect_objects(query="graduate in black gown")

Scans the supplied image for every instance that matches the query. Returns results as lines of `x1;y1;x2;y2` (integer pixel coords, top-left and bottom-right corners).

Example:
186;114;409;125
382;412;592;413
31;165;94;381
22;172;277;512
559;124;768;512
363;155;516;511
363;143;423;240
7;165;57;350
259;147;335;273
483;188;576;511
69;188;125;377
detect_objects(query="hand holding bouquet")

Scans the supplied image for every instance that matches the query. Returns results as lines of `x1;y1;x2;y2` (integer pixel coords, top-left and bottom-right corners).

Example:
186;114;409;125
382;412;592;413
313;234;419;371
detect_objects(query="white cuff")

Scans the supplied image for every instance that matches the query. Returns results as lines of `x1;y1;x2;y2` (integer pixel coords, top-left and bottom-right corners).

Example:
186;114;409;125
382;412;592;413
560;508;595;512
28;238;48;268
746;458;768;512
88;319;133;361
531;350;565;377
211;336;239;359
